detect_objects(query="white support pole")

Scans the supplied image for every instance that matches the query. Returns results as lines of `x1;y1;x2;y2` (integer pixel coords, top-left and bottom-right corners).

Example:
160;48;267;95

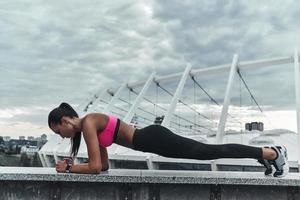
123;72;156;124
43;153;53;167
38;152;47;167
294;48;300;168
104;82;127;115
161;64;192;128
216;54;239;144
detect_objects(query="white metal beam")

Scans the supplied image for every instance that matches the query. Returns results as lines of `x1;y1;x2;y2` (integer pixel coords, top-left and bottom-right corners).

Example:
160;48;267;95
294;48;300;167
77;89;103;115
104;82;127;115
43;152;53;167
216;54;239;144
85;90;108;113
105;55;296;93
37;152;47;167
161;64;192;128
123;72;155;124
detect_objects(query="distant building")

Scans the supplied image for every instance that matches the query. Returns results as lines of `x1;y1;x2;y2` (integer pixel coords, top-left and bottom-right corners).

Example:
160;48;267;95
245;122;264;131
8;139;38;147
258;122;264;131
21;145;39;156
1;134;48;155
27;136;34;141
41;134;47;141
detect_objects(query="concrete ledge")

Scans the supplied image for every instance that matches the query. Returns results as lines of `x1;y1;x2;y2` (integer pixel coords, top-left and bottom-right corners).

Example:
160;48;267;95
0;167;300;186
1;167;300;200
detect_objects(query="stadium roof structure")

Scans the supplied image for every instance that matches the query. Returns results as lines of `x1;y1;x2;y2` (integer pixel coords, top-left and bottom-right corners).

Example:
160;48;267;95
40;49;300;170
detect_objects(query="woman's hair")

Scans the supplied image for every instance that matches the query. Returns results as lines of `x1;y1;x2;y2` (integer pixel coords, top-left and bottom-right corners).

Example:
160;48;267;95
48;102;81;158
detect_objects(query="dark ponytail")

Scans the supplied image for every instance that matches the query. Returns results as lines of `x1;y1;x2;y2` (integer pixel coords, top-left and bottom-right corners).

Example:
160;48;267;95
48;102;81;158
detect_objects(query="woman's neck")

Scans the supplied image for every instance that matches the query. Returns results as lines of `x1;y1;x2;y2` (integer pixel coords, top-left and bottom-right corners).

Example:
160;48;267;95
72;117;83;132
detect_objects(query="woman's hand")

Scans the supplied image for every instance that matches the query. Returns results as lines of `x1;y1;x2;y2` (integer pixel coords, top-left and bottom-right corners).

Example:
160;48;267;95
56;161;67;173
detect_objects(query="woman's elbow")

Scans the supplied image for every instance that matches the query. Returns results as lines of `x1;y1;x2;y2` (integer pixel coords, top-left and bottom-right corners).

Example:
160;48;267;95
90;164;102;174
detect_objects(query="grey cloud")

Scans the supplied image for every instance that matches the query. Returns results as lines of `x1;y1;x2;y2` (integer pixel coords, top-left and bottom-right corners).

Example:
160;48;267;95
0;0;299;133
152;0;299;65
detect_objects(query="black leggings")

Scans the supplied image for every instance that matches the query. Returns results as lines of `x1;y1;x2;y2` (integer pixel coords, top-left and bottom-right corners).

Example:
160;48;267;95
132;125;262;160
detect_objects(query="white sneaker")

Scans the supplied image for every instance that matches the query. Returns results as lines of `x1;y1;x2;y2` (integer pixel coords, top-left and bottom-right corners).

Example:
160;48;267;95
269;146;289;177
257;158;273;176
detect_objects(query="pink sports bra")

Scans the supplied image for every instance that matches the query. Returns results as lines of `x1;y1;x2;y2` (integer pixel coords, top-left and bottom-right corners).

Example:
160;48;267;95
97;115;120;147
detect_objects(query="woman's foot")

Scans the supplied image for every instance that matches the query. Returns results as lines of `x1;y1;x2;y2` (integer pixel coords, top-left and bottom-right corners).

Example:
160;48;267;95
269;146;289;177
259;146;289;177
257;158;273;176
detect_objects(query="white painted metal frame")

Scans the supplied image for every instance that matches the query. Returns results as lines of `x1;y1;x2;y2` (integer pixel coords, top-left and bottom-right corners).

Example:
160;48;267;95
77;89;102;115
294;48;300;167
161;64;192;128
104;82;127;114
106;56;286;94
123;72;156;124
41;53;300;169
104;56;294;90
216;54;239;143
85;90;108;113
38;152;47;167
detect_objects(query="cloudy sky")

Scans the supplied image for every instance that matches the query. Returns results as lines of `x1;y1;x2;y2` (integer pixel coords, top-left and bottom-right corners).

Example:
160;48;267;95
0;0;299;138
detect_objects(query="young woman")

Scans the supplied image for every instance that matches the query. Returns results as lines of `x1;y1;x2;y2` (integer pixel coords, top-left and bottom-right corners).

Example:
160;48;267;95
48;102;289;177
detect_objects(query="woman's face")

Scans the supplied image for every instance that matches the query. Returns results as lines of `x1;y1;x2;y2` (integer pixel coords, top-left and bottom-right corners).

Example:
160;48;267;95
50;117;76;139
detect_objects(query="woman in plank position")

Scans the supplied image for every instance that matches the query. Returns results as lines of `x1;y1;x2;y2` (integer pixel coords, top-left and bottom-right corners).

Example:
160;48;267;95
48;102;288;177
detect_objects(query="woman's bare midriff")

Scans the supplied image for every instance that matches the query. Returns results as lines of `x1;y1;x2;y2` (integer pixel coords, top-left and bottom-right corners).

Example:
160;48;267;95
115;120;136;149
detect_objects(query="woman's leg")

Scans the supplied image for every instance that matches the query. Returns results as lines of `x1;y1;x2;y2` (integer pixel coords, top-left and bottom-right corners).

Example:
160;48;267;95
262;148;277;160
132;125;288;177
132;125;264;160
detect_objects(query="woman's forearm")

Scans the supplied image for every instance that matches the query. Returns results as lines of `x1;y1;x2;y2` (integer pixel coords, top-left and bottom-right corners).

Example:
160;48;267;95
101;162;109;171
101;159;109;171
70;163;101;174
100;147;109;171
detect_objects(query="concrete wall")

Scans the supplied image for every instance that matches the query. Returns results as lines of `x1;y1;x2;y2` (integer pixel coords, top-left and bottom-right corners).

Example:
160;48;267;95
0;167;300;200
2;181;299;200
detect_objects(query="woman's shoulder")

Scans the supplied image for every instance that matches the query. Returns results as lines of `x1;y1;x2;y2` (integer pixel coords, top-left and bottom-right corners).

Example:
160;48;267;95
81;113;109;129
83;112;108;119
